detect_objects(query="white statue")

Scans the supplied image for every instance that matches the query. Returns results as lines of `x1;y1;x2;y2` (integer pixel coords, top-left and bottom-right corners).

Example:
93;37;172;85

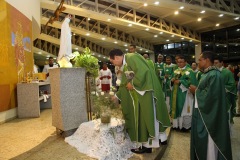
57;14;75;67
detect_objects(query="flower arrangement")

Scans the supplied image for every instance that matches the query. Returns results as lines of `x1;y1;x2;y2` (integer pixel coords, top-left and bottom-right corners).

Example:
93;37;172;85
91;91;122;123
73;47;99;77
173;70;182;80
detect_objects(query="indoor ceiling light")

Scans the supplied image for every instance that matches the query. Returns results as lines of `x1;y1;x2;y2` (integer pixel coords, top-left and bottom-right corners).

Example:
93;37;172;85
154;1;159;5
174;11;179;15
166;39;169;41
128;24;132;27
86;33;90;36
234;17;239;20
87;18;91;21
143;3;148;7
216;23;220;27
114;41;118;44
171;35;175;37
219;14;224;17
145;28;149;31
107;19;111;21
154;35;158;37
124;44;128;47
200;10;205;14
101;37;106;40
197;18;202;21
181;38;184;40
159;32;163;34
179;6;184;9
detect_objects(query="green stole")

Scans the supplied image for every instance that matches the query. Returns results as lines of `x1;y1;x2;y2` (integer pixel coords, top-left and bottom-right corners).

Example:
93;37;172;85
171;67;196;118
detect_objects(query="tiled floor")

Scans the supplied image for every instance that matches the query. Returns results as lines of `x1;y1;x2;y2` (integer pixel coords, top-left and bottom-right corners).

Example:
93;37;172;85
0;109;239;160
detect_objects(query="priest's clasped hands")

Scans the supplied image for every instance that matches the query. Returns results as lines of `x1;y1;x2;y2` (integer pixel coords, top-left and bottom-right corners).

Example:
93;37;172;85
189;84;197;94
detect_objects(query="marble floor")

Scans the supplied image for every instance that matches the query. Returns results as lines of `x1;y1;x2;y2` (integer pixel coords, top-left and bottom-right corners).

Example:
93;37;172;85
0;109;239;160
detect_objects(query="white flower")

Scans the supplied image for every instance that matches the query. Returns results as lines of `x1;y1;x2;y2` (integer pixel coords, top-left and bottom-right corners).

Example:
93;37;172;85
109;91;114;96
174;70;180;75
116;79;121;86
185;71;190;75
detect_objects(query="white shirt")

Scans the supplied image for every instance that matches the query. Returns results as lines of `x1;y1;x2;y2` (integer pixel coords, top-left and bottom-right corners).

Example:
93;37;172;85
99;68;112;85
42;64;59;81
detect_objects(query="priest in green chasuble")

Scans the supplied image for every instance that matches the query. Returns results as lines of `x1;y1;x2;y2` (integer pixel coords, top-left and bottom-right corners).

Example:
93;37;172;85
189;51;232;160
162;56;176;112
155;54;165;88
170;55;197;130
109;49;171;154
213;55;237;126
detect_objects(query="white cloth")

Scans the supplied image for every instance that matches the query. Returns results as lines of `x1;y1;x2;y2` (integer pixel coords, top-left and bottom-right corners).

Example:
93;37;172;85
58;17;72;61
172;90;194;129
65;118;133;160
99;68;112;85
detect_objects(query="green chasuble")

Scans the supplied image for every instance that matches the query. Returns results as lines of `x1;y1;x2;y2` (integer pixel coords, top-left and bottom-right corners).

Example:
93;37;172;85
145;58;155;70
170;66;197;119
162;64;175;98
116;53;171;143
220;68;237;123
155;62;165;88
191;66;232;160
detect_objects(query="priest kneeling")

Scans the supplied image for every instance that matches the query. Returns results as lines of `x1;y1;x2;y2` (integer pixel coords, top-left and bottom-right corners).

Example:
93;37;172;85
109;49;171;154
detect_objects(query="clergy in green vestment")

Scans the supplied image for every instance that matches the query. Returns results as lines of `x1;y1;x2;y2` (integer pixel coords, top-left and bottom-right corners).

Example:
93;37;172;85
109;49;171;152
155;54;165;88
189;51;232;160
214;55;237;124
143;53;155;69
170;55;197;130
162;56;176;112
191;62;202;85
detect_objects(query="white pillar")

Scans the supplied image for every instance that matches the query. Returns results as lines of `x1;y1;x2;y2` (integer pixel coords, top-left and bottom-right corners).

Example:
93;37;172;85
195;42;202;63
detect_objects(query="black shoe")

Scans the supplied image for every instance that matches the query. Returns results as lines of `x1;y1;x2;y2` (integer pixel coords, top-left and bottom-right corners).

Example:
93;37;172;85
131;146;152;154
181;128;191;132
159;140;167;145
235;114;240;117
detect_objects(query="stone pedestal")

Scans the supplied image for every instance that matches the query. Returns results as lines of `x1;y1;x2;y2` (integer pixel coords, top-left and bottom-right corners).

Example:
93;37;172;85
49;68;88;133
